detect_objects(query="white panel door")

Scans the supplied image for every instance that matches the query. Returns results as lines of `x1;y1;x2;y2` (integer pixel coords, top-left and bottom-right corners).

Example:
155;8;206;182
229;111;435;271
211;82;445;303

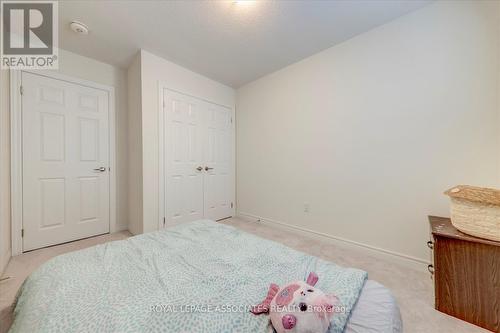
203;103;233;220
164;90;204;226
163;89;234;227
22;72;110;251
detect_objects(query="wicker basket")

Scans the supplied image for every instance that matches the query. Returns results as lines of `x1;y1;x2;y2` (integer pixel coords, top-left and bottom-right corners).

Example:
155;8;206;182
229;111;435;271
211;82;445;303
444;185;500;242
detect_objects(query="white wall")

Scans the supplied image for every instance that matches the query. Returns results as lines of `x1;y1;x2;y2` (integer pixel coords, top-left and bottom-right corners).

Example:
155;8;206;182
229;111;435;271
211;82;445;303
127;53;143;235
236;0;500;262
136;50;235;233
0;69;11;274
0;50;128;270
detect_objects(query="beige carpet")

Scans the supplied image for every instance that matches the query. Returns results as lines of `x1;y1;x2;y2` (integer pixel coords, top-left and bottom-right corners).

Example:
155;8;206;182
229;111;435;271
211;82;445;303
0;218;489;333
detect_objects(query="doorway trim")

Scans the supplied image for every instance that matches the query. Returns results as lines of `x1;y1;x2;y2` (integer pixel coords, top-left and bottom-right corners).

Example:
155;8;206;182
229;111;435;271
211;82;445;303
10;69;117;255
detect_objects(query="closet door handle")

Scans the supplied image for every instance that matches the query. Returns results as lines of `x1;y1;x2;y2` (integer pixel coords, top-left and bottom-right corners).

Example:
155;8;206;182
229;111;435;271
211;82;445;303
205;166;214;171
196;166;203;171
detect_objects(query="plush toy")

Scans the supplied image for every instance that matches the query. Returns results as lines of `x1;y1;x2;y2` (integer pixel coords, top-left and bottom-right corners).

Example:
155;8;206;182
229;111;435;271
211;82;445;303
251;272;338;333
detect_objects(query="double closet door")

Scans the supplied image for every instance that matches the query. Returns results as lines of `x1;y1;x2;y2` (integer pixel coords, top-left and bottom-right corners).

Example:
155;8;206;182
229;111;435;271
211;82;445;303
163;89;234;227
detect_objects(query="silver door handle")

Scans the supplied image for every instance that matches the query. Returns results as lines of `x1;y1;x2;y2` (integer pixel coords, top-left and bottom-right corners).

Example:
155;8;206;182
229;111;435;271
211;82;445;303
93;167;106;172
196;166;203;171
205;166;214;171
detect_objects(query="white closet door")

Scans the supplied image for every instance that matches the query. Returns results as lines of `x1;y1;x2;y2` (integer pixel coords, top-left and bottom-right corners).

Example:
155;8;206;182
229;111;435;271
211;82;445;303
163;89;234;227
22;72;110;251
164;90;205;226
203;103;233;221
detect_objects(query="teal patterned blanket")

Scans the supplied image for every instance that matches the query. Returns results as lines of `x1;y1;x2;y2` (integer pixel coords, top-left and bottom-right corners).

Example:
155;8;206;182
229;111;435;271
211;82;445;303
10;220;367;333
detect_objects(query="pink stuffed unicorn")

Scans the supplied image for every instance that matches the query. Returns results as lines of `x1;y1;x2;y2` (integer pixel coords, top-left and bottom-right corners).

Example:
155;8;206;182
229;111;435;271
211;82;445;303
251;272;339;333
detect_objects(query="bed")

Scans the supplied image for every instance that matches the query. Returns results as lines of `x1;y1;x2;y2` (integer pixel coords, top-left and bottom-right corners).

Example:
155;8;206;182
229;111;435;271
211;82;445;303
9;220;401;333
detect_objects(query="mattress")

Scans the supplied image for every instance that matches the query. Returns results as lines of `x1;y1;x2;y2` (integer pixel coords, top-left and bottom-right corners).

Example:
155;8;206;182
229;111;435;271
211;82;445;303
345;280;402;333
9;220;400;333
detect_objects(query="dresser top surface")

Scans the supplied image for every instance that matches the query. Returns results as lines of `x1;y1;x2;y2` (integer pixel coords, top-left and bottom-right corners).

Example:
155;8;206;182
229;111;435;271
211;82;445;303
429;215;500;247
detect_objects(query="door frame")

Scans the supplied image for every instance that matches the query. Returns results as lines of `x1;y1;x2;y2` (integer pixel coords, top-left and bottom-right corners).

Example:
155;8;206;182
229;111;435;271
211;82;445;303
157;82;236;229
10;69;117;255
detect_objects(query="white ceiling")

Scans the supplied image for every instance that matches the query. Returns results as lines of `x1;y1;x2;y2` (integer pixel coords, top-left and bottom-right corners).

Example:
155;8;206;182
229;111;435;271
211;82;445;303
59;0;432;88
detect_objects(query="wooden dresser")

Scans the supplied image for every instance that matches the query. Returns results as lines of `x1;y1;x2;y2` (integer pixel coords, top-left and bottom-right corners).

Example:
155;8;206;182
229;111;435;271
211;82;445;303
428;216;500;332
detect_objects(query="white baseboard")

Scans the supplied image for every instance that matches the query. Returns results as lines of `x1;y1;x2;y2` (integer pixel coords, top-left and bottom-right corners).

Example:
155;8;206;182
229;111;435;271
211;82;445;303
113;224;129;233
0;248;11;277
237;212;430;273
